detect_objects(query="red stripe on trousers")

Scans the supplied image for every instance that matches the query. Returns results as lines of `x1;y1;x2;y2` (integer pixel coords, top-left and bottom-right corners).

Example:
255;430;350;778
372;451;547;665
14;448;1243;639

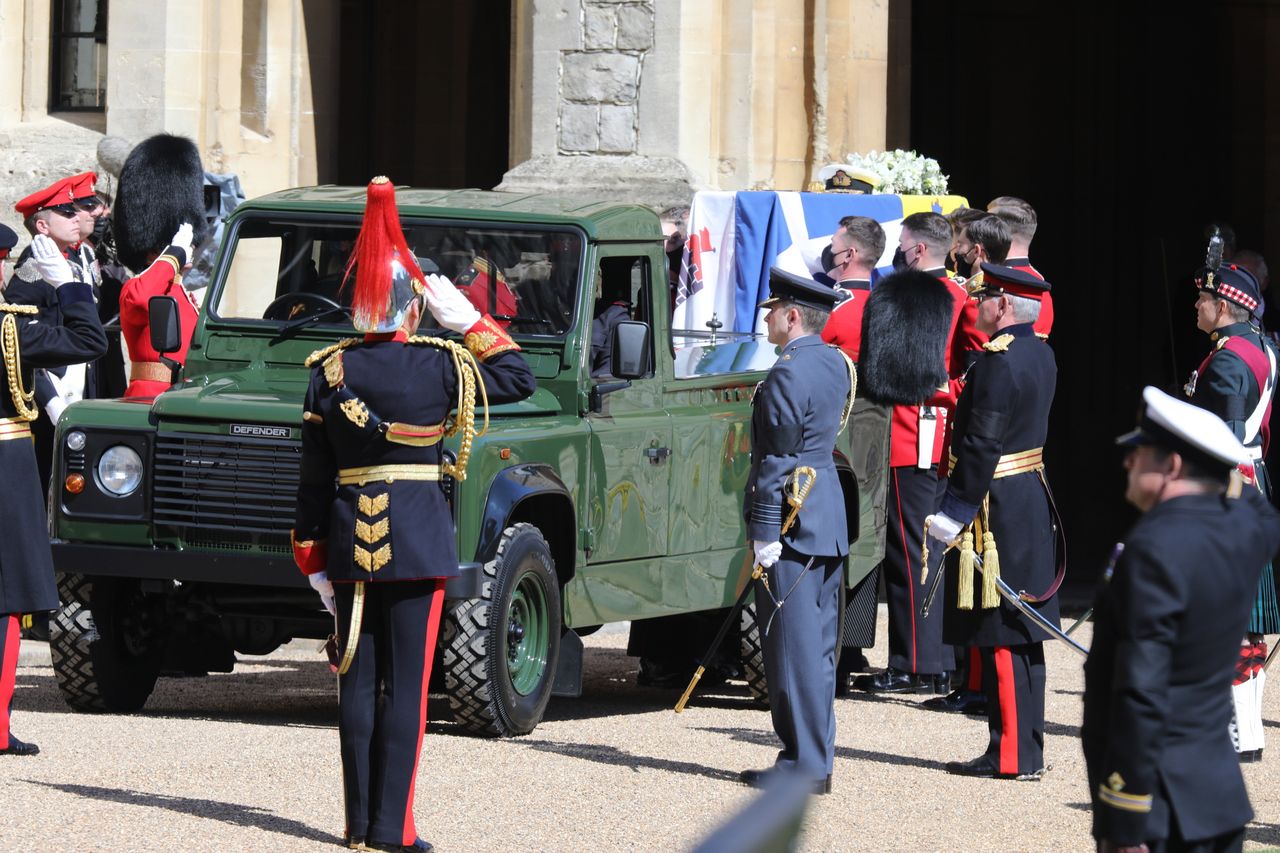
402;582;446;845
994;646;1018;774
967;646;982;692
0;614;20;749
891;469;918;671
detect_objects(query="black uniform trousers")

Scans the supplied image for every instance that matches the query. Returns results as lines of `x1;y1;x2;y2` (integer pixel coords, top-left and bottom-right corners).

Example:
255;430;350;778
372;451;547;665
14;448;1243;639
981;643;1045;775
335;579;445;846
755;547;843;782
885;466;949;674
0;614;18;748
1096;822;1245;853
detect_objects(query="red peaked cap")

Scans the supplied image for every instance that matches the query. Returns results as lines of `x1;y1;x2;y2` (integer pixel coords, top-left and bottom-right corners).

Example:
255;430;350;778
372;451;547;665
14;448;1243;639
344;177;427;329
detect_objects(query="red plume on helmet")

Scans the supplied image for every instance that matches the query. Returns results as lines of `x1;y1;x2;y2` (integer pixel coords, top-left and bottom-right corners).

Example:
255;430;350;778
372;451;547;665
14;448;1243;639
345;177;426;331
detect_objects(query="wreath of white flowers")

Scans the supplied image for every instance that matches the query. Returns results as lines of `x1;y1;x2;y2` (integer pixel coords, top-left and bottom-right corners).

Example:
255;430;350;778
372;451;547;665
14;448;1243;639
845;149;949;195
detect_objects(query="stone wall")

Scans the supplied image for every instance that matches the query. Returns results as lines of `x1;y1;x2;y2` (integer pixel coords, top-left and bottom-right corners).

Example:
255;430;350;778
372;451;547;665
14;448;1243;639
558;1;653;155
503;0;891;208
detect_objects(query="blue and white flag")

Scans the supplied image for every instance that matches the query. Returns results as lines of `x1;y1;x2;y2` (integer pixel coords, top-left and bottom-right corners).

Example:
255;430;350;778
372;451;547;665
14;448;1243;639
674;191;967;336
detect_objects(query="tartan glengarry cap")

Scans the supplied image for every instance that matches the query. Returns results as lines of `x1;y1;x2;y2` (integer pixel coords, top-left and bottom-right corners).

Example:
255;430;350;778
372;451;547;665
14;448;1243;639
1196;263;1261;313
1116;385;1248;471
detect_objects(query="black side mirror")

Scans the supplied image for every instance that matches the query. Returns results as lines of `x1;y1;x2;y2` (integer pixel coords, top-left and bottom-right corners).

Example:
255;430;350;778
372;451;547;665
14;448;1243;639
149;292;184;358
148;295;182;356
611;320;651;380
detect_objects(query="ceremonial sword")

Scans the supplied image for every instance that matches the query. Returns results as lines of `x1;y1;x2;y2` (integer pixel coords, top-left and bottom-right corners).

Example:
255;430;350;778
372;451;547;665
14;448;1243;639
674;466;817;713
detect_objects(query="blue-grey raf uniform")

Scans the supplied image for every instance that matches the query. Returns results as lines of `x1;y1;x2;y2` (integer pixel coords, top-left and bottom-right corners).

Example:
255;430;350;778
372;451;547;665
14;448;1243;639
742;268;852;791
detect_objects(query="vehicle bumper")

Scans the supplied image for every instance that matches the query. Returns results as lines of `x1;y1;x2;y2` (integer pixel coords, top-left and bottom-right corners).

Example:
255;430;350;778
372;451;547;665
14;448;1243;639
49;542;485;599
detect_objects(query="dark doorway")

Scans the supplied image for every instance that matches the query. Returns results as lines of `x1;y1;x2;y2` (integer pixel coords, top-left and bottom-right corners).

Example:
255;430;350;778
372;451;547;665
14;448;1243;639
336;0;511;189
906;2;1280;585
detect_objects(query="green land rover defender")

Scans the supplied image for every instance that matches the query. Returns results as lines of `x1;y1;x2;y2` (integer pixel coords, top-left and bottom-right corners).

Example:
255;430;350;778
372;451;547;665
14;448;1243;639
48;186;889;736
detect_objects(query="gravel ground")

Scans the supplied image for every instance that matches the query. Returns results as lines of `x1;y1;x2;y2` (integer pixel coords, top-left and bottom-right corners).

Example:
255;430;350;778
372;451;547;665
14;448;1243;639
3;608;1280;852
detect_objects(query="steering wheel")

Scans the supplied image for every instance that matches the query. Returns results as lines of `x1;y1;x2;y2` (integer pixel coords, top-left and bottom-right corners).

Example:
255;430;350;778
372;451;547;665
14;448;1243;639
262;292;344;322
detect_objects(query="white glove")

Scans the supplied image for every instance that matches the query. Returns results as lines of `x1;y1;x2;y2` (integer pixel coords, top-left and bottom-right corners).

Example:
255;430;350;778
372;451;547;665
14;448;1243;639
753;540;783;569
924;512;964;546
30;234;75;286
169;223;194;264
44;393;68;424
308;571;336;616
423;273;482;333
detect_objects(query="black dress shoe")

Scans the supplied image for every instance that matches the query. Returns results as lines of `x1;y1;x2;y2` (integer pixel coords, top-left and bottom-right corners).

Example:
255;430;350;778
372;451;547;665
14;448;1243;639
343;832;367;850
739;768;832;795
944;754;1045;781
0;735;39;756
922;689;988;715
364;839;433;852
853;667;939;695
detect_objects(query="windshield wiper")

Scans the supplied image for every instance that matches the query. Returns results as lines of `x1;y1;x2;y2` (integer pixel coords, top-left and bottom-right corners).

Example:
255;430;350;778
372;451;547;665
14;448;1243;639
270;306;352;346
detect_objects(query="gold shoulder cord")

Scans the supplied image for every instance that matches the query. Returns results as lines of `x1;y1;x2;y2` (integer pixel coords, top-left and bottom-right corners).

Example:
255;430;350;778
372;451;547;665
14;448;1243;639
835;349;858;435
1;313;39;421
407;335;491;481
304;337;360;369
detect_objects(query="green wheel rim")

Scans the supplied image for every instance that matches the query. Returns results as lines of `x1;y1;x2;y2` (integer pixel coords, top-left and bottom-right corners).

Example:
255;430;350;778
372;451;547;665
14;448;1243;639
505;570;550;696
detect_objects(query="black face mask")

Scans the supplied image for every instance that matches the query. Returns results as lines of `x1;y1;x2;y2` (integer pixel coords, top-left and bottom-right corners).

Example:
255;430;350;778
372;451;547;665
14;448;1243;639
953;253;972;278
891;247;908;271
820;243;838;274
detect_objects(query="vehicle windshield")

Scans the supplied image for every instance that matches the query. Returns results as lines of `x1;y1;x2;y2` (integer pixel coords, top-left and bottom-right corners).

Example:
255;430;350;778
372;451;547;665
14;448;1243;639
210;215;584;337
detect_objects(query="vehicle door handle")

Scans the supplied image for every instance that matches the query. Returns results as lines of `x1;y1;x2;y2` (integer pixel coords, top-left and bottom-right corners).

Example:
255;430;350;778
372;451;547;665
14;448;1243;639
644;446;672;465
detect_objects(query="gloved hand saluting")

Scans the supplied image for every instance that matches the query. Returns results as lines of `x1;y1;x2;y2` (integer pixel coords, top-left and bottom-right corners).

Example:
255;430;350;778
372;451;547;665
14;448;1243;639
308;571;336;616
423;273;481;334
168;223;194;267
753;540;783;569
30;234;75;286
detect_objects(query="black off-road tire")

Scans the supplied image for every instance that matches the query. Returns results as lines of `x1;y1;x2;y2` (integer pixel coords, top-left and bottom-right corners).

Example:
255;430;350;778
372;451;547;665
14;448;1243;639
49;574;164;713
740;601;769;707
441;523;562;736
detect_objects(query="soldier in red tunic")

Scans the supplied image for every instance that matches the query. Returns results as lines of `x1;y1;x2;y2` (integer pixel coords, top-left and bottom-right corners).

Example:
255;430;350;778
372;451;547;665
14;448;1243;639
820;216;883;362
988;196;1052;338
855;212;983;695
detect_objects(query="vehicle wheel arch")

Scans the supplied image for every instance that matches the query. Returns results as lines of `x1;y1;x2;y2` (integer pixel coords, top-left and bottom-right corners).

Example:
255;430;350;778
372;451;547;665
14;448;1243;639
475;463;576;585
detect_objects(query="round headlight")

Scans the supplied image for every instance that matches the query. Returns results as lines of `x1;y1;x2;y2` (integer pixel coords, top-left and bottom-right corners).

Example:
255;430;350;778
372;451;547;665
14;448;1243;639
66;430;87;452
97;445;143;496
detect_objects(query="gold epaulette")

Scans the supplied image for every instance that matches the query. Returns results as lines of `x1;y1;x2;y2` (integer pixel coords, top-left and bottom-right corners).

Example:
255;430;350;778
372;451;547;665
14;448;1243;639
983;333;1014;352
304;337;360;368
0;303;38;315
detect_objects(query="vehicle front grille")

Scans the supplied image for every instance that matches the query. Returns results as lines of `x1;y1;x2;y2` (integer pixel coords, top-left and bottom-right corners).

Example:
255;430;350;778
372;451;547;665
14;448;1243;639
152;431;301;550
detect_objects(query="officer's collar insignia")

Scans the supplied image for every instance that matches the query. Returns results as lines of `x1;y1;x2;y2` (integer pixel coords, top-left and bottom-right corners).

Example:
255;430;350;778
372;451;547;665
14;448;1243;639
983;333;1014;352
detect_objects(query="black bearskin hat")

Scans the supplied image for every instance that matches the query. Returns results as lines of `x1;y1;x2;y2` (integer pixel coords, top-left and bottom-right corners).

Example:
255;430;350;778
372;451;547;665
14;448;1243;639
113;133;208;273
859;269;955;406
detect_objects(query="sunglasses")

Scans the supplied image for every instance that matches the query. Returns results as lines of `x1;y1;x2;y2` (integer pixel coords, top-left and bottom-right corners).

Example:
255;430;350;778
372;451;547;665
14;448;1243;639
41;203;80;218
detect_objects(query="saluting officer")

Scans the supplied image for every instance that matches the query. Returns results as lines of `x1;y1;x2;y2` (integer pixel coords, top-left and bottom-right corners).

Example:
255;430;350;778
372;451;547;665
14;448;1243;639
291;178;535;852
0;235;107;756
926;263;1060;780
1185;260;1279;762
1085;387;1280;852
738;267;854;795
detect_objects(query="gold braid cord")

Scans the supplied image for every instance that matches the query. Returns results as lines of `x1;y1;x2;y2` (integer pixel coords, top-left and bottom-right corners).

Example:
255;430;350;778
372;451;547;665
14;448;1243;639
835;350;857;435
1;312;39;421
304;337;360;369
336;581;365;677
408;335;490;481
